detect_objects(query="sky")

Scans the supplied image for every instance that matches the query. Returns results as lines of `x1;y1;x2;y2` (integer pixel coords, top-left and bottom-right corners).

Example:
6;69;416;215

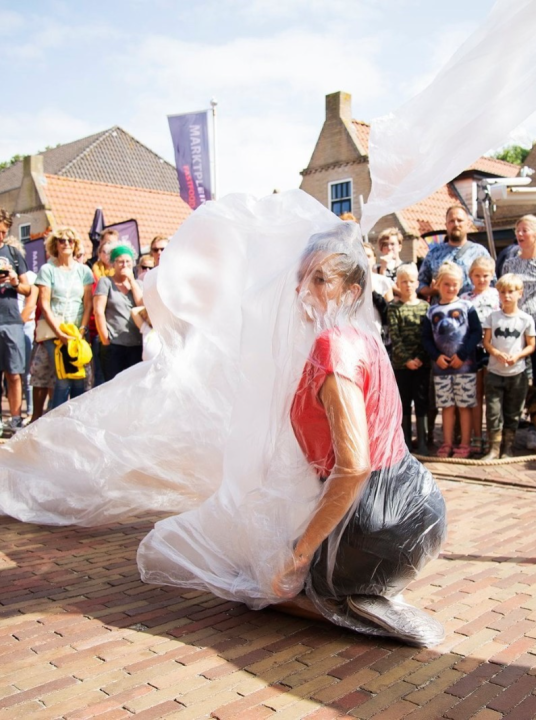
2;0;534;198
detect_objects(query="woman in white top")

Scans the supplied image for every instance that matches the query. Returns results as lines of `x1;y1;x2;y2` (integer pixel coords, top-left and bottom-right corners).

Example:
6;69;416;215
35;227;94;408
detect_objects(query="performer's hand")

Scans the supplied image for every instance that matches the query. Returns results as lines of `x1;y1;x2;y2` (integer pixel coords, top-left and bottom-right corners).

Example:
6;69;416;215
436;354;451;370
271;551;311;599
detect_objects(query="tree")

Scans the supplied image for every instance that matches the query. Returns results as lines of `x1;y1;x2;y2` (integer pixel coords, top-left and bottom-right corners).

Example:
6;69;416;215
492;144;532;166
0;154;24;171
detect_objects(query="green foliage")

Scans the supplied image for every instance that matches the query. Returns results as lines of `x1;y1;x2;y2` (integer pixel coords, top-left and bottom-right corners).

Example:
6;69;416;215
0;154;24;171
492;144;532;166
0;143;63;171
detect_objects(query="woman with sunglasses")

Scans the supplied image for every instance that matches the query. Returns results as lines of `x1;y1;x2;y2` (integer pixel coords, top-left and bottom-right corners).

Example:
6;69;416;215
35;227;94;408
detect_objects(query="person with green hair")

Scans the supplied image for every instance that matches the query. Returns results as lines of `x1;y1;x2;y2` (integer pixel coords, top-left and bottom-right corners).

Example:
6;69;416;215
93;244;144;381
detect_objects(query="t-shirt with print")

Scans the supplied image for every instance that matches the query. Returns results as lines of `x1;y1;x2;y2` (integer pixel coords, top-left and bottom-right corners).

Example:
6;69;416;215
483;309;536;377
422;299;482;376
0;244;28;325
35;261;94;327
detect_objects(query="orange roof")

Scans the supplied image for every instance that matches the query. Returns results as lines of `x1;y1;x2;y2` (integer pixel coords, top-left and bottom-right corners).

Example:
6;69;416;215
467;156;519;177
397;183;479;237
352;120;370;155
44;174;191;249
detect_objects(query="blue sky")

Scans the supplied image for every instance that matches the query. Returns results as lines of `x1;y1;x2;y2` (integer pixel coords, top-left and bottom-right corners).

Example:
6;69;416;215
3;0;531;197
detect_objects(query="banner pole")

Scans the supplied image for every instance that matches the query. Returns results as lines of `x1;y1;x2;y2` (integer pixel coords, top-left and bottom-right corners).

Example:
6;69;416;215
210;98;218;200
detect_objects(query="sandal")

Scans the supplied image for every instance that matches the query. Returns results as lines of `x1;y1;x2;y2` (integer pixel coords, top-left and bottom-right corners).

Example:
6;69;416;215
470;437;483;455
436;443;452;458
453;444;471;459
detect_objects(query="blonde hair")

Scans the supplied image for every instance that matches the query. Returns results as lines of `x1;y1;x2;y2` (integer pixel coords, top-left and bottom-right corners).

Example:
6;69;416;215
377;227;403;249
469;255;495;275
496;273;523;293
436;261;463;285
4;236;25;257
515;215;536;234
396;262;418;281
0;208;13;228
339;212;357;222
45;227;82;258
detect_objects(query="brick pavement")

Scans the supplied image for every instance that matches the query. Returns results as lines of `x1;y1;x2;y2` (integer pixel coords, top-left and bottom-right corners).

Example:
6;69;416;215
1;473;536;718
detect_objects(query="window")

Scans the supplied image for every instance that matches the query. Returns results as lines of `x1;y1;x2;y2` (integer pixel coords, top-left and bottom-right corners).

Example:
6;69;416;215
329;180;352;216
19;224;30;242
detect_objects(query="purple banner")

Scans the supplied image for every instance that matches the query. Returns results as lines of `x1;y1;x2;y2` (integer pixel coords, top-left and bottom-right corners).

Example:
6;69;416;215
25;238;46;273
103;219;140;256
168;111;212;209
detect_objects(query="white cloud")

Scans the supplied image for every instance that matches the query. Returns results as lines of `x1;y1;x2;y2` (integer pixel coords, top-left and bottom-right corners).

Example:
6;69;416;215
109;27;386;195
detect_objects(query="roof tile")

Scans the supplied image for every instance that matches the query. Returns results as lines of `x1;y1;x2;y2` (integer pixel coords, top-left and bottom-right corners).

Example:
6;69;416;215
44;174;191;249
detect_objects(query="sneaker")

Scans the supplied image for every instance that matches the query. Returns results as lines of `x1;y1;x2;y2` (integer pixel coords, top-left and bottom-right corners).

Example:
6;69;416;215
347;595;445;647
8;416;23;433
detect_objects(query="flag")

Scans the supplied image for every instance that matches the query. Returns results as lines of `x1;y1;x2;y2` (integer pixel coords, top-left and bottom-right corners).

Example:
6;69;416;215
168;112;212;209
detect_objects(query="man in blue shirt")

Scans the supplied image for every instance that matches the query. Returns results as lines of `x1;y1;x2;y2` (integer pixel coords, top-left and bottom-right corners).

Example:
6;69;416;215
418;205;492;299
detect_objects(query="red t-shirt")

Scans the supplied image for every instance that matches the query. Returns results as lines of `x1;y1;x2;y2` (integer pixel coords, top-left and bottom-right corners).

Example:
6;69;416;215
290;326;405;477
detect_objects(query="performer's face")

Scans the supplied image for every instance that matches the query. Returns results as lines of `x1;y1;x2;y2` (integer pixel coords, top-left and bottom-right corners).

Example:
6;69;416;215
297;253;360;319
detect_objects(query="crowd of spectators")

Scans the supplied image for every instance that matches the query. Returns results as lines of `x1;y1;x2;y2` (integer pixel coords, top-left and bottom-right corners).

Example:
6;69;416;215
351;206;536;459
0;209;168;436
2;204;536;460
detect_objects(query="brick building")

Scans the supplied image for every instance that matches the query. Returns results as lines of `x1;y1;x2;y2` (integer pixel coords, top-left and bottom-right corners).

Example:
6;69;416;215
300;91;534;259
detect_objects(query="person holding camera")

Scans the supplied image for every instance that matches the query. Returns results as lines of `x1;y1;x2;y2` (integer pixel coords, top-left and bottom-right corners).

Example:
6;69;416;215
0;209;32;435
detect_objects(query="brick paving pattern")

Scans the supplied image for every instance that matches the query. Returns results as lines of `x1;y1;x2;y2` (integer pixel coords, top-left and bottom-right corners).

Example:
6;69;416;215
1;473;536;718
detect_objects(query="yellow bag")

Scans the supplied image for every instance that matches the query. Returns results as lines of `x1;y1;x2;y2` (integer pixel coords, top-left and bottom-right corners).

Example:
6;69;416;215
54;323;93;380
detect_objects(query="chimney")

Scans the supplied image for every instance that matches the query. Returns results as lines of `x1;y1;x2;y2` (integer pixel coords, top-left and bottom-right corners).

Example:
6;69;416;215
326;91;352;122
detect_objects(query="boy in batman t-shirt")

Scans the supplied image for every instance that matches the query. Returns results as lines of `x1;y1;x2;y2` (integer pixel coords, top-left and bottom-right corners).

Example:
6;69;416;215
482;273;535;460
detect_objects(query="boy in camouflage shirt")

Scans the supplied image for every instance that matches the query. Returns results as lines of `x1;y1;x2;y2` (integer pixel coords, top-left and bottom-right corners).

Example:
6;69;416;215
387;263;430;455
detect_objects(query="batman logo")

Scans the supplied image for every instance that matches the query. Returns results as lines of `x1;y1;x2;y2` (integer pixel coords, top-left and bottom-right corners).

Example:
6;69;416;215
495;327;521;339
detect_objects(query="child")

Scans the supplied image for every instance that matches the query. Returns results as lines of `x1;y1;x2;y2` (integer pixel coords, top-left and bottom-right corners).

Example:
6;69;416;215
422;261;482;458
376;228;404;283
388;263;430;455
461;256;500;454
482;273;535;459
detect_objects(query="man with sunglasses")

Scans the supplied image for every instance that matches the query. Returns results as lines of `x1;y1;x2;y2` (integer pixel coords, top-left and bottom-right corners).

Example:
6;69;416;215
0;208;32;435
150;235;169;267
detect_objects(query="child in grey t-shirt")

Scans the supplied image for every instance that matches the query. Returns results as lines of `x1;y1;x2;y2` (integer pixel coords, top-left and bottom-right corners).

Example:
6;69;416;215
482;273;536;459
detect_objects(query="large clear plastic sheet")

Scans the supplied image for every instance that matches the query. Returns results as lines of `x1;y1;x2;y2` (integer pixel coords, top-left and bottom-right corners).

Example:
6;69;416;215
361;0;536;234
0;192;338;526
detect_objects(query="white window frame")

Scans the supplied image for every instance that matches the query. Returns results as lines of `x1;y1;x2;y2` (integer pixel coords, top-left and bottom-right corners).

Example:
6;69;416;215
328;178;353;216
19;223;31;242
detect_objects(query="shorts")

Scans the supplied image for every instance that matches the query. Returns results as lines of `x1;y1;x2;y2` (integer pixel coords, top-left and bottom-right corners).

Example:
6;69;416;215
434;373;477;408
0;323;26;374
30;342;56;388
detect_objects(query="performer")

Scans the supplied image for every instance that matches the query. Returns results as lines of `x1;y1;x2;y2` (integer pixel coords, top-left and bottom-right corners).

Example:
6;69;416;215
137;216;447;647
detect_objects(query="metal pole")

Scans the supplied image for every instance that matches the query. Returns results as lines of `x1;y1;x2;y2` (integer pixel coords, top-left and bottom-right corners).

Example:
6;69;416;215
358;195;368;242
478;182;497;260
210;98;218;200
